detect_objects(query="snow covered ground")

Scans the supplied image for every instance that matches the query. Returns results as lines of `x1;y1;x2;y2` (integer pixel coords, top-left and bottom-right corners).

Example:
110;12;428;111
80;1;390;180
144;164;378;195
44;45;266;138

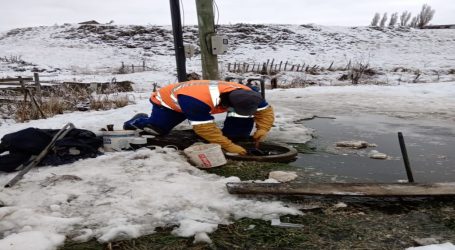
1;23;455;249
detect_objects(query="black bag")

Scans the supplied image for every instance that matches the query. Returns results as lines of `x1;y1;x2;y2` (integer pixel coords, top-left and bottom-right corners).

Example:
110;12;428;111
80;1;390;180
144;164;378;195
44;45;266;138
0;127;103;172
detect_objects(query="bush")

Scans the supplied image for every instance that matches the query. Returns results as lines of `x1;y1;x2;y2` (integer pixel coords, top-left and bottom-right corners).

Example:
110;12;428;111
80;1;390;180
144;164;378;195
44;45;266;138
380;13;388;27
371;13;380;26
417;4;435;28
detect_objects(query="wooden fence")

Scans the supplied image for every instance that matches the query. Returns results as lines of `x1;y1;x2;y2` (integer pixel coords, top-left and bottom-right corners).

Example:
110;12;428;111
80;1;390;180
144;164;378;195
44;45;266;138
118;61;154;74
227;59;346;75
0;73;46;118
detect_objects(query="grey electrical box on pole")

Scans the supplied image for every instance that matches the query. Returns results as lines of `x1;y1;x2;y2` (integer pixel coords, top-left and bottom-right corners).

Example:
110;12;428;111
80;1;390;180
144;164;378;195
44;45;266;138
211;35;228;55
195;0;219;80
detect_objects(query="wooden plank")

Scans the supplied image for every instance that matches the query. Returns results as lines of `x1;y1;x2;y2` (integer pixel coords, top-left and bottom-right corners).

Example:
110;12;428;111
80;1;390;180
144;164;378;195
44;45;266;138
0;77;33;82
0;82;23;86
226;182;455;197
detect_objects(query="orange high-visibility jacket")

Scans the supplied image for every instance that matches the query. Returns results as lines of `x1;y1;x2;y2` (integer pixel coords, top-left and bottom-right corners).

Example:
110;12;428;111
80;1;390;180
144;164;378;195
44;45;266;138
150;80;252;113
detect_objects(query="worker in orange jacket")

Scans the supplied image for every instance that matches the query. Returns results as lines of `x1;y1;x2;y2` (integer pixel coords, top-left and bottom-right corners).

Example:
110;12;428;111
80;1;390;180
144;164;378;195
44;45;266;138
124;80;274;155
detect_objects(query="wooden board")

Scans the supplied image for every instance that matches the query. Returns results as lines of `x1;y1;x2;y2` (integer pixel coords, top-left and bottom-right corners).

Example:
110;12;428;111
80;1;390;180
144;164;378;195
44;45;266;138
0;77;33;82
226;182;455;197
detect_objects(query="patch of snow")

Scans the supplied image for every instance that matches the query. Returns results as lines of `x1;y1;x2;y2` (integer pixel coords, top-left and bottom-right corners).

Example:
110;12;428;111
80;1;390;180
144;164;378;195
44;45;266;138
0;231;65;250
368;150;388;159
0;148;300;249
407;242;455;250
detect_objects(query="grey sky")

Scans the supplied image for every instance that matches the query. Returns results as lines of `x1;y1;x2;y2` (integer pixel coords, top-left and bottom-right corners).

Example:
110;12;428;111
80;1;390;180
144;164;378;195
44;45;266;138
0;0;454;31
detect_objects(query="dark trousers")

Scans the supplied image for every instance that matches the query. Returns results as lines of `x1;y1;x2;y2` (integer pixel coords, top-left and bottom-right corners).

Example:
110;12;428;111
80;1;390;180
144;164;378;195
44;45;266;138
125;104;254;138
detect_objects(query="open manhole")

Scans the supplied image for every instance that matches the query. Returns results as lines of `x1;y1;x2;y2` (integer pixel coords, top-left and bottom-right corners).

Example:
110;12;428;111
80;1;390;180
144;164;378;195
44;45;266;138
226;142;298;163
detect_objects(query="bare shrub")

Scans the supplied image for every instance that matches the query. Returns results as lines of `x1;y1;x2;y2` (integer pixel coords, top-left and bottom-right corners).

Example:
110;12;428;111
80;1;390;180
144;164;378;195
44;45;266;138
350;63;372;85
6;84;134;122
90;95;111;110
400;11;412;26
410;16;419;28
41;95;67;115
448;69;455;74
380;13;388;27
112;95;130;108
0;55;34;66
371;13;380;26
389;12;398;27
417;4;435;28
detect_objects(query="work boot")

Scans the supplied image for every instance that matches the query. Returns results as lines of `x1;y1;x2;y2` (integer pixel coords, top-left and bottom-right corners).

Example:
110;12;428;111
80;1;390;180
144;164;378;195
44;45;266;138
143;125;163;136
123;113;149;130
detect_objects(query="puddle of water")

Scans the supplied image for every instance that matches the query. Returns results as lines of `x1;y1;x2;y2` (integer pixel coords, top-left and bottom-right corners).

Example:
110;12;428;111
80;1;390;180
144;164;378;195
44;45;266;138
291;115;455;182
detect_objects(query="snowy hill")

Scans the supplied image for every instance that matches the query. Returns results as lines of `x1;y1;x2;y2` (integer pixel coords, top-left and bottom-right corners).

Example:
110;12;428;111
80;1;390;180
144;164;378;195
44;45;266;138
1;23;455;84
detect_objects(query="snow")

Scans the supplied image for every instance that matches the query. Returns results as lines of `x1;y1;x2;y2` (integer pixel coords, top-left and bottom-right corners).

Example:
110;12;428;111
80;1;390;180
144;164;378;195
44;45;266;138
0;149;300;249
0;231;65;250
407;242;455;250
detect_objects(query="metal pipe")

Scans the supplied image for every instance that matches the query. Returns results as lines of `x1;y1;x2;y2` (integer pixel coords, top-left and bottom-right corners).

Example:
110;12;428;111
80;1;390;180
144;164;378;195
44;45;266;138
398;132;414;183
169;0;187;82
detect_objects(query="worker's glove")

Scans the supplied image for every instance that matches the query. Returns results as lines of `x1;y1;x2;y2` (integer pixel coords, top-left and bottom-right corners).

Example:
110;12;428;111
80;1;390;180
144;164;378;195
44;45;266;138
253;129;268;142
253;106;275;141
193;122;245;154
224;143;247;155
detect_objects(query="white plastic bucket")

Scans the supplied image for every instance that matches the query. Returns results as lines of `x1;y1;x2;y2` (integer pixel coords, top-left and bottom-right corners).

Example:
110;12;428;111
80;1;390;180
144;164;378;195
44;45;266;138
102;130;137;151
183;143;227;168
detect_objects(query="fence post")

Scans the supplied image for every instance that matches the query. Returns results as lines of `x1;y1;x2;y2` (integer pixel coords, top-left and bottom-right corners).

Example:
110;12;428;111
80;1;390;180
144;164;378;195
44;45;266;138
271;77;277;89
143;60;146;71
270;59;275;73
284;61;288;71
261;63;267;75
34;73;42;104
19;76;27;102
132;64;135;73
328;61;334;71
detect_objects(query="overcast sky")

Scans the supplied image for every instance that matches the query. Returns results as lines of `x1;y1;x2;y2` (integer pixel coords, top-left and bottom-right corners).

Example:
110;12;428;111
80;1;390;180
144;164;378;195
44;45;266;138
1;0;454;31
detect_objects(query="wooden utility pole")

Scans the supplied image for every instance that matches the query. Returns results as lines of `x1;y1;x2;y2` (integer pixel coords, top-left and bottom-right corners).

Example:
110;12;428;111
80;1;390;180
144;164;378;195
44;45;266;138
195;0;219;80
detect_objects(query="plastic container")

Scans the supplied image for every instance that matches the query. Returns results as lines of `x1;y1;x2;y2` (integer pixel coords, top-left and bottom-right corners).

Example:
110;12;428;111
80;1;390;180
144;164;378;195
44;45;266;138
183;143;227;168
102;130;137;151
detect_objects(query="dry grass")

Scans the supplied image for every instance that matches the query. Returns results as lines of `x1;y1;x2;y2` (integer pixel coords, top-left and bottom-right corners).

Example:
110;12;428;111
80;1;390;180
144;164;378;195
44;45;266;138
7;84;134;122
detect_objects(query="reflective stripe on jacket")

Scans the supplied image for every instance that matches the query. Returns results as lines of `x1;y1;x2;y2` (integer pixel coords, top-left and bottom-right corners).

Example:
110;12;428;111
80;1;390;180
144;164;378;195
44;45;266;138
150;80;252;113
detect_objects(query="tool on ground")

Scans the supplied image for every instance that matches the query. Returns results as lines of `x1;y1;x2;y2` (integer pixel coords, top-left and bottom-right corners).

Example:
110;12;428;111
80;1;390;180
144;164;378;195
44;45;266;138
4;123;75;188
271;218;304;228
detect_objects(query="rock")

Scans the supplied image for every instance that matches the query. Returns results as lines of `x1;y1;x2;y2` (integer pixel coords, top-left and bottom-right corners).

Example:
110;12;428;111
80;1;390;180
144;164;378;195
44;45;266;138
368;150;388;159
268;171;298;182
334;202;348;208
336;140;369;149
